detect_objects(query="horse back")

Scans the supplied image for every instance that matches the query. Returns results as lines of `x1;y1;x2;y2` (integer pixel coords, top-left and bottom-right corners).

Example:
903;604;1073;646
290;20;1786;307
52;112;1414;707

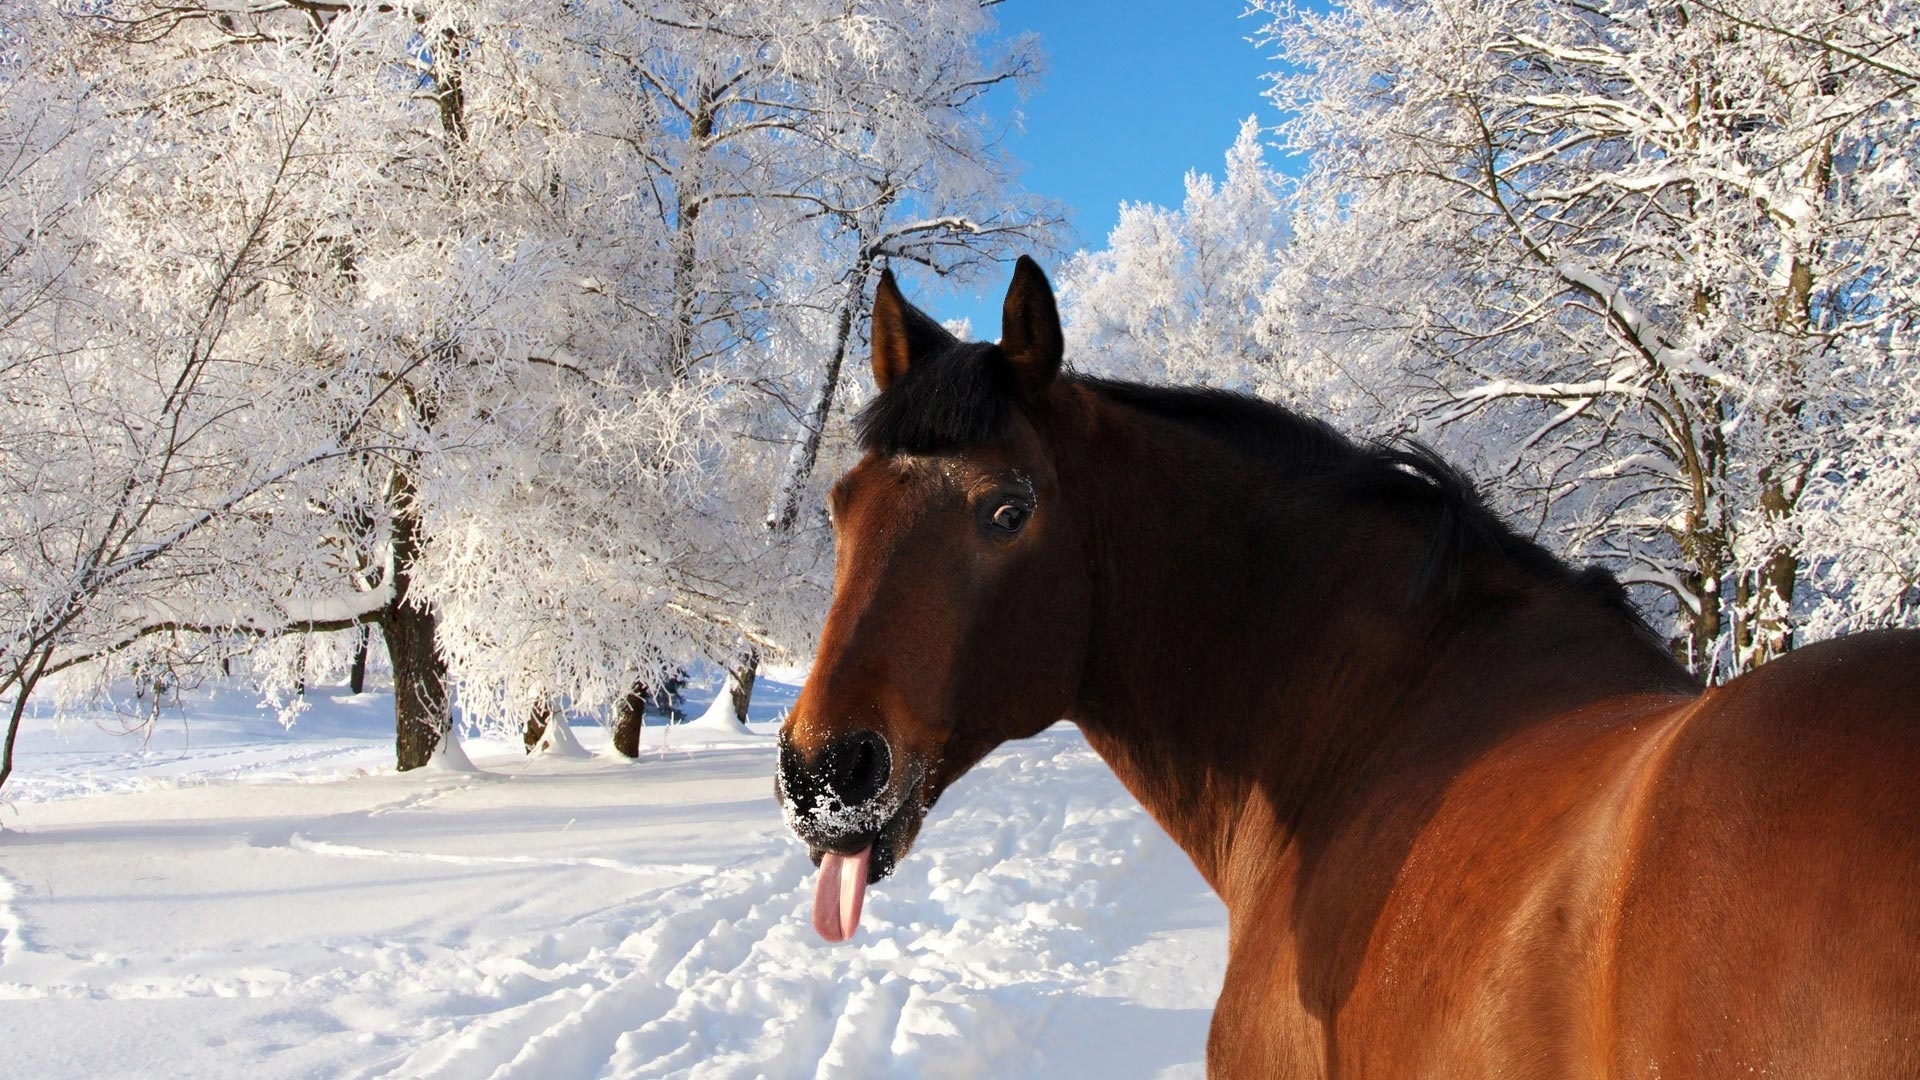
1210;629;1920;1079
1610;628;1920;1077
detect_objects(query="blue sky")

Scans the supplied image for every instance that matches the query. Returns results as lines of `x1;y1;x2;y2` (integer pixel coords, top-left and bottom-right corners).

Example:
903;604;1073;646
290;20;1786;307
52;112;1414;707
936;1;1284;335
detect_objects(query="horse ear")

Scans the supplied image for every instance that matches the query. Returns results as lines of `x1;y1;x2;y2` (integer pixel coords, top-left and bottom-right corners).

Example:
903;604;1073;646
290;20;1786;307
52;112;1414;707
871;267;955;392
999;255;1064;399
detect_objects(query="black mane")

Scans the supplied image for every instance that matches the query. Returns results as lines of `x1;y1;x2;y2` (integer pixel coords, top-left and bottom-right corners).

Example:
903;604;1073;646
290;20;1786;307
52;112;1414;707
1081;377;1638;615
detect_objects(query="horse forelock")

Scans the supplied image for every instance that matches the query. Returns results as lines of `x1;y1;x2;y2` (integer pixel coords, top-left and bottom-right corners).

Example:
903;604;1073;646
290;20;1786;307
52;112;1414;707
856;340;1020;455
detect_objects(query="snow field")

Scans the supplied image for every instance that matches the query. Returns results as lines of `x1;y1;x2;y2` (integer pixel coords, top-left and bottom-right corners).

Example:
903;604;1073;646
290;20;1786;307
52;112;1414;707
0;683;1225;1079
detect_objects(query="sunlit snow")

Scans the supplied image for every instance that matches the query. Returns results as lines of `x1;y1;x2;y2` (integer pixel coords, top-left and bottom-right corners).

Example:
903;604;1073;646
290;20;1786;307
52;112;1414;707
1;673;1225;1079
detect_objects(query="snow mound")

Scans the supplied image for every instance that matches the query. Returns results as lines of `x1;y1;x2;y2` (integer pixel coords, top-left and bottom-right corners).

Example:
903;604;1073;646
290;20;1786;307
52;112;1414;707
420;727;479;773
658;687;768;746
530;715;595;759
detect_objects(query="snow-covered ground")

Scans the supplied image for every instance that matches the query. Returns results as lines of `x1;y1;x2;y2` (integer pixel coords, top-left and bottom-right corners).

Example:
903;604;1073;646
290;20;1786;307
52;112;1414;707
0;673;1226;1079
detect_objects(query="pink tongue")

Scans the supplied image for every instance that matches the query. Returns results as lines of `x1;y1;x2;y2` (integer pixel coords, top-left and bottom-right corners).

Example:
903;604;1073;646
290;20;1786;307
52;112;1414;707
812;846;871;943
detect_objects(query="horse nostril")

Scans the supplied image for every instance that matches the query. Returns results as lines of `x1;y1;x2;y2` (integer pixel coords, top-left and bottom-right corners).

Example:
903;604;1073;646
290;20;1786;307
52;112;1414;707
778;730;893;818
828;730;891;807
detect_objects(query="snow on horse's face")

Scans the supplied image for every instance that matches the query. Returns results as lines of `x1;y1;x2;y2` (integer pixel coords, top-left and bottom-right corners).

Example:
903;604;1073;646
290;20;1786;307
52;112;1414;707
776;258;1090;942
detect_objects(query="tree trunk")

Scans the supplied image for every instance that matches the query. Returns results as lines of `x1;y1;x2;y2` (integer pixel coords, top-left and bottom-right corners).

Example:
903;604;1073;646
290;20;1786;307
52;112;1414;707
1673;496;1727;674
1758;547;1798;657
348;624;370;694
386;466;447;771
725;646;759;726
612;681;648;758
433;27;468;145
524;697;551;753
385;598;447;771
666;81;716;380
1738;473;1800;671
1668;395;1731;677
0;644;56;798
1735;118;1824;672
1;696;23;799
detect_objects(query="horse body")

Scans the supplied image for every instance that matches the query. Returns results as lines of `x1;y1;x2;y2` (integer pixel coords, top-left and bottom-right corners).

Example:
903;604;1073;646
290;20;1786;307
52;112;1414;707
1603;636;1920;1077
776;258;1920;1077
1198;645;1920;1078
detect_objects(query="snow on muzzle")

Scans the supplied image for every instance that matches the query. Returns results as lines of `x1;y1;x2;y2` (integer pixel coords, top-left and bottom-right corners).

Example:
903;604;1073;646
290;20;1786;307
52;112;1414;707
776;730;924;942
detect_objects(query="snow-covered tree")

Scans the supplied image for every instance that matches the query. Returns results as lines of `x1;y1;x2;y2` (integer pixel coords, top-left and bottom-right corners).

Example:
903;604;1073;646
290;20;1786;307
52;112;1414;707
1059;118;1291;394
0;0;1054;787
407;0;1055;745
0;2;430;789
1258;0;1920;674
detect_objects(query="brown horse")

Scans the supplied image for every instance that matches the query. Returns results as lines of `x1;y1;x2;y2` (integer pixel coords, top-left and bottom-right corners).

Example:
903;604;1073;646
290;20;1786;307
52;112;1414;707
775;257;1920;1077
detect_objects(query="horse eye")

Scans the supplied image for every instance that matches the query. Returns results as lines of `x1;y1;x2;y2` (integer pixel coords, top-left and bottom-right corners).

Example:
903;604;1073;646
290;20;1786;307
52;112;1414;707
990;503;1030;534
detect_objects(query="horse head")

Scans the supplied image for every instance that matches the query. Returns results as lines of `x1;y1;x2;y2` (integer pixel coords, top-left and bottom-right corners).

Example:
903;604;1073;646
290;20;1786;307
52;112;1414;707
775;257;1093;941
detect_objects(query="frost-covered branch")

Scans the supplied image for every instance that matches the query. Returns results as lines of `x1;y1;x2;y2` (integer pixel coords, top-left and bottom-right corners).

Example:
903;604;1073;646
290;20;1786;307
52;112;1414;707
1250;0;1920;675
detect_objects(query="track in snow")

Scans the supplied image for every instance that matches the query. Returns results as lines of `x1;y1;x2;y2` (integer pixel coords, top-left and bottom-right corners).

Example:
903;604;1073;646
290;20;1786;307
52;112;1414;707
2;706;1224;1079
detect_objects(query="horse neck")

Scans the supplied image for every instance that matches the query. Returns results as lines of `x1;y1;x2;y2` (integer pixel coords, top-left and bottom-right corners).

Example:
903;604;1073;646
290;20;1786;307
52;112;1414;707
1054;391;1695;902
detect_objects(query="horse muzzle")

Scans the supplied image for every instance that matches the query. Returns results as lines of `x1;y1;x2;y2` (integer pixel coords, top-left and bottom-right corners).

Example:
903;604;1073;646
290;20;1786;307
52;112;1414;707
776;728;927;880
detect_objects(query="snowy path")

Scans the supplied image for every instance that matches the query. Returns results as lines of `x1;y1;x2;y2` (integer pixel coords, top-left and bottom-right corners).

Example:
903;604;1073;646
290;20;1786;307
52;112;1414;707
0;703;1225;1078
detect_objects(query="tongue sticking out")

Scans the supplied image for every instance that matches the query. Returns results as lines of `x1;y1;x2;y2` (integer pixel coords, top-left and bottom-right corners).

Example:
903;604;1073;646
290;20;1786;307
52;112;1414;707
812;846;872;943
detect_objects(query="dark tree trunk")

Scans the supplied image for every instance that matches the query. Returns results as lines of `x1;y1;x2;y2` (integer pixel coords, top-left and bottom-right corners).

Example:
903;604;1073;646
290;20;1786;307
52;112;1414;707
349;625;370;694
385;468;447;771
524;698;551;753
385;600;447;771
1;699;22;797
612;681;648;759
727;648;759;726
0;643;54;797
